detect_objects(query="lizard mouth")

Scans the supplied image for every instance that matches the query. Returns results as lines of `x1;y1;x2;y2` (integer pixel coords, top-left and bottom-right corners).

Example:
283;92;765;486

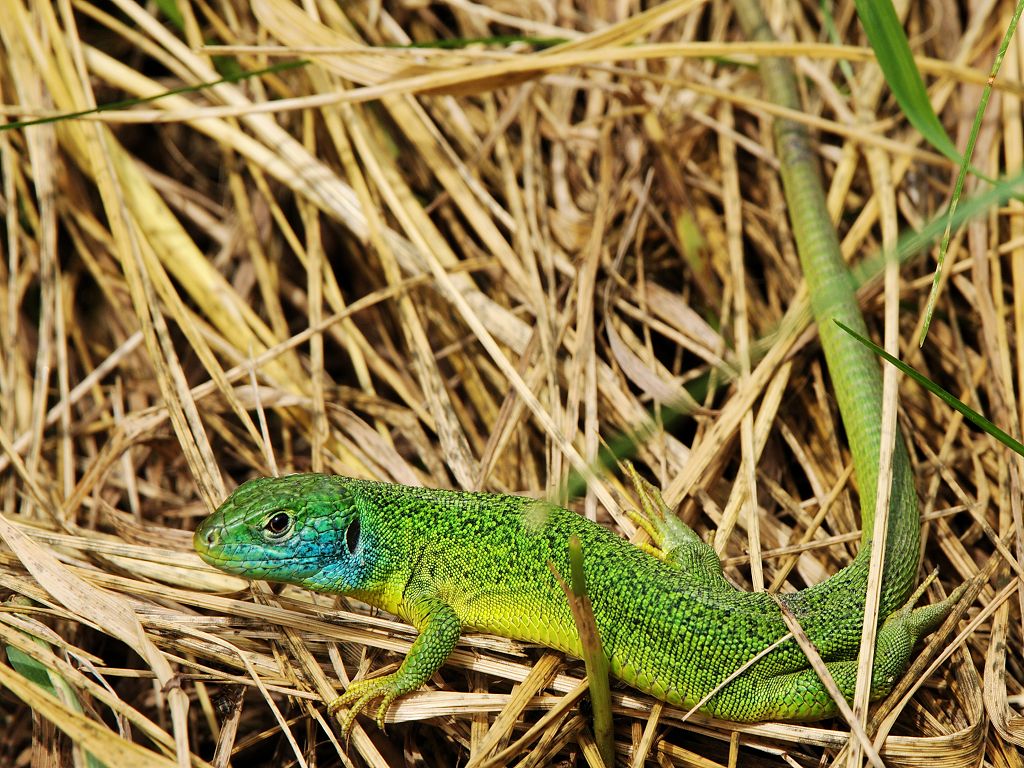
193;525;323;579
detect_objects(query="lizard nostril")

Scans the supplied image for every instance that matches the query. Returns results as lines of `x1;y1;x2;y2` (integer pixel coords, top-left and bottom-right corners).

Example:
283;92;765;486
195;524;219;552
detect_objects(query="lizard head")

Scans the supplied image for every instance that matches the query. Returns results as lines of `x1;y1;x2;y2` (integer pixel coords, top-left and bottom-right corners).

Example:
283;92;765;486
194;474;367;592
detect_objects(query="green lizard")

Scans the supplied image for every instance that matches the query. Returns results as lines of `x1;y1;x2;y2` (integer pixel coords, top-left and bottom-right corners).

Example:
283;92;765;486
190;132;966;736
194;467;959;732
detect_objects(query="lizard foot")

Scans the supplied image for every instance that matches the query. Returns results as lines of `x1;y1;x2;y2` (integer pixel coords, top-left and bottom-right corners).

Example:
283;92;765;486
871;571;967;695
880;569;966;642
622;461;700;556
328;673;404;737
622;462;727;581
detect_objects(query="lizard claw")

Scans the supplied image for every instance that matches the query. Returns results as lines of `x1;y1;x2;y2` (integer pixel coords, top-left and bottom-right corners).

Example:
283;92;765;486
328;673;402;737
375;693;399;730
623;461;699;554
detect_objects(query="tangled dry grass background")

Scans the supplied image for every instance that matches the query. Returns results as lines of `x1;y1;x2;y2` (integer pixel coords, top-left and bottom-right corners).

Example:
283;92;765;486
0;0;1022;765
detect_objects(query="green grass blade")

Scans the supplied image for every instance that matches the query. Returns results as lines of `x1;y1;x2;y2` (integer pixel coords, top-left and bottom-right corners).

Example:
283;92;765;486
7;642;109;768
835;320;1024;457
6;645;55;691
549;539;614;767
561;168;1024;504
854;0;959;162
848;164;1024;288
1;60;308;133
919;0;1024;346
820;0;855;88
152;0;184;30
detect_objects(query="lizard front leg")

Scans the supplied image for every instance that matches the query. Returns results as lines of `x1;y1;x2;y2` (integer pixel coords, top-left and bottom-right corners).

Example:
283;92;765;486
330;595;461;736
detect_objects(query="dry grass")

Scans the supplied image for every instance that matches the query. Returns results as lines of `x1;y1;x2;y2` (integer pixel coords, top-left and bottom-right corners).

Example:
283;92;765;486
0;0;1022;766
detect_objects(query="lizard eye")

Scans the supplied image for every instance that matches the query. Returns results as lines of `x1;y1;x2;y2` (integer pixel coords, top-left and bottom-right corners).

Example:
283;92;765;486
264;511;292;537
344;516;360;554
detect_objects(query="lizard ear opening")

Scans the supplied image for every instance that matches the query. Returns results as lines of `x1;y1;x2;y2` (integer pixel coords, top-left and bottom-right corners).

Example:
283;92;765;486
345;516;361;555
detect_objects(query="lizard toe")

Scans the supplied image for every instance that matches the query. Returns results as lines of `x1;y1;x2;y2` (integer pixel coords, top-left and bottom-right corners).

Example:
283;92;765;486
374;693;399;731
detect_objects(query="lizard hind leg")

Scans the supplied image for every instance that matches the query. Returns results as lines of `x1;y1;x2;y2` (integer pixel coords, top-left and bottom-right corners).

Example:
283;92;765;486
870;572;966;696
623;462;728;586
744;575;966;722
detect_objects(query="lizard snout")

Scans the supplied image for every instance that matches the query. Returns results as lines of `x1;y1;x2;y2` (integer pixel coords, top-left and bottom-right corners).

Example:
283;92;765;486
194;519;221;557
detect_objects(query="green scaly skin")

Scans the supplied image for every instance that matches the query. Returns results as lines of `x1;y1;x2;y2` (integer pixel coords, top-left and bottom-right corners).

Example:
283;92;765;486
194;471;958;732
